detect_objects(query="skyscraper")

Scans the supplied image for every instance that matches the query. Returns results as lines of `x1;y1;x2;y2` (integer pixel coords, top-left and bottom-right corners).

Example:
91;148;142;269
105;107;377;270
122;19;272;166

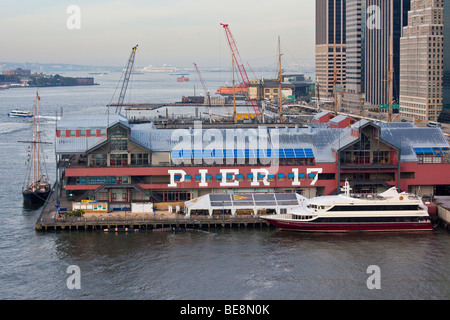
315;0;346;101
343;0;366;108
399;0;444;122
364;0;410;109
438;0;450;123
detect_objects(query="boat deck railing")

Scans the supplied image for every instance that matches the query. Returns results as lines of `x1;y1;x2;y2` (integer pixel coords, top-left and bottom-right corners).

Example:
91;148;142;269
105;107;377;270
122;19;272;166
349;193;420;200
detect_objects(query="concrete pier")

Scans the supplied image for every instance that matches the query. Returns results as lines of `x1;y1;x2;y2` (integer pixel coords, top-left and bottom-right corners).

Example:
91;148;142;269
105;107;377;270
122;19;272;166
435;196;450;231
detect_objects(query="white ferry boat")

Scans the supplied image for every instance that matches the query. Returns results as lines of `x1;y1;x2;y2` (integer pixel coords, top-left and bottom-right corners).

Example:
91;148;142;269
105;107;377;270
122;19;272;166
8;110;32;118
261;181;433;232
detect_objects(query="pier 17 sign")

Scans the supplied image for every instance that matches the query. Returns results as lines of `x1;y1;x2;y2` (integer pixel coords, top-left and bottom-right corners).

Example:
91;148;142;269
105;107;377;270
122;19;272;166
167;168;323;188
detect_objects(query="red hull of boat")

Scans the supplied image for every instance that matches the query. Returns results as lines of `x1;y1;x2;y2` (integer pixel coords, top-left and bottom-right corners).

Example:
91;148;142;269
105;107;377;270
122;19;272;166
264;219;433;233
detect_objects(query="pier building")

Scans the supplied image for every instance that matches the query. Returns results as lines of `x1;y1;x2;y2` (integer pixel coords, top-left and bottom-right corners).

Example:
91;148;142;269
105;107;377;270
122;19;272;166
54;114;450;214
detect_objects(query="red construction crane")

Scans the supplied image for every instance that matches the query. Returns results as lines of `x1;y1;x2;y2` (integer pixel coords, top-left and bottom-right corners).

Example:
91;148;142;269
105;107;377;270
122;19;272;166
220;23;262;117
193;62;207;96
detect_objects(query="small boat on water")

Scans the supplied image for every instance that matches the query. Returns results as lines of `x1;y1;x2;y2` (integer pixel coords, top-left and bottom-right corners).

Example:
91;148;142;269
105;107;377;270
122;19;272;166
8;110;32;118
177;76;189;82
261;181;433;233
21;92;51;205
216;84;247;96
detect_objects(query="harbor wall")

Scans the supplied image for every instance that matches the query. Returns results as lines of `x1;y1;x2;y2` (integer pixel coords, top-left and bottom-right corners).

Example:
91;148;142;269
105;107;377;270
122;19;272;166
437;205;450;229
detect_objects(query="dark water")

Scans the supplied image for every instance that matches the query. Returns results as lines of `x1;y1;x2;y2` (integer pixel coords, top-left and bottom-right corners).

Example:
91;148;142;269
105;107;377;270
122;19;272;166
0;71;449;300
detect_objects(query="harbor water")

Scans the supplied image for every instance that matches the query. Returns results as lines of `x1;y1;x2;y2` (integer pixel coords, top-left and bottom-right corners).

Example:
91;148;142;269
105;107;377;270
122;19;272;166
0;71;449;300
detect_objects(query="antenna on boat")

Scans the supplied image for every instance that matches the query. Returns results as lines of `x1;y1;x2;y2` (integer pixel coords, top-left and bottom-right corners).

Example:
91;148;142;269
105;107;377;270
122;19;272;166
340;180;352;197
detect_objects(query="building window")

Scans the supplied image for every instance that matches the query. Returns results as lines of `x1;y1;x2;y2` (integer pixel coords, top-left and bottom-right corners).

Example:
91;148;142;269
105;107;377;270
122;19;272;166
110;139;127;151
131;153;149;165
109;126;128;151
373;151;390;164
153;191;192;202
110;153;128;166
89;154;107;166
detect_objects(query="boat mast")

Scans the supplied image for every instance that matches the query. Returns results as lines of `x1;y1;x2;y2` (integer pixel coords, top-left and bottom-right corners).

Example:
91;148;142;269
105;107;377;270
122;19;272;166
36;91;40;183
32;100;36;191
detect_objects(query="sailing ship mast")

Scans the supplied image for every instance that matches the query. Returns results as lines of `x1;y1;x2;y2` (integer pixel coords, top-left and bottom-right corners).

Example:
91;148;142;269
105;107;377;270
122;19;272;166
28;92;41;192
20;91;51;204
36;91;41;190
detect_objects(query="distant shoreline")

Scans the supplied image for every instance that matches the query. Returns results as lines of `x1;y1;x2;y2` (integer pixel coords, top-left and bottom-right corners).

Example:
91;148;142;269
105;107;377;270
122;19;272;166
0;83;99;89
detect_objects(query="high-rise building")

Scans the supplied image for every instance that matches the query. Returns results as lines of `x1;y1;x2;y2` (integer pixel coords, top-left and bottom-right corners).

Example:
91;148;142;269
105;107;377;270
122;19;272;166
399;0;444;122
343;0;366;108
364;0;410;110
438;0;450;123
315;0;346;101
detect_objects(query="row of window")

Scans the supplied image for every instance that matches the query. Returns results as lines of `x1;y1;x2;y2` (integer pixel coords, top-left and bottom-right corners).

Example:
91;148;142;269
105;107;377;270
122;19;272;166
327;205;420;212
59;129;106;137
340;150;391;165
89;153;149;166
175;158;315;167
76;176;130;185
313;217;428;223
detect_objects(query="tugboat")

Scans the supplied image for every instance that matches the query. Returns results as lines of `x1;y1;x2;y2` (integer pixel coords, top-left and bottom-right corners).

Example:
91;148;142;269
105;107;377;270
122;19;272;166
177;76;189;82
21;92;51;205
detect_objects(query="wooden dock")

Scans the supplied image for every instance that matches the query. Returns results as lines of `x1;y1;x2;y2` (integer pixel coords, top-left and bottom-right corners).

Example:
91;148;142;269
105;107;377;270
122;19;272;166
35;188;271;232
35;215;271;231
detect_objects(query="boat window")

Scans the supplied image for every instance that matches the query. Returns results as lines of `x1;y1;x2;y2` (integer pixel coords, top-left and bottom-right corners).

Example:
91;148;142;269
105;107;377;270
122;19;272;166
328;205;421;211
292;215;313;220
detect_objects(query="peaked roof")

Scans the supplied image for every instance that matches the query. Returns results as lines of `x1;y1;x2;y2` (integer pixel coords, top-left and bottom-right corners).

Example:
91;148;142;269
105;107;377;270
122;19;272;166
330;114;354;124
313;111;333;120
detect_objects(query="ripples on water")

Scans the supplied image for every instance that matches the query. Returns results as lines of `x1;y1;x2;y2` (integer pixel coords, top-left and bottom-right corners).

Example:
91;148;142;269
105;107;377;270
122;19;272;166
2;228;443;300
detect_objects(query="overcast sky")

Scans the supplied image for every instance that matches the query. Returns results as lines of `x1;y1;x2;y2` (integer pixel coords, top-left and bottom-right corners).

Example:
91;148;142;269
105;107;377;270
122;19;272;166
0;0;315;68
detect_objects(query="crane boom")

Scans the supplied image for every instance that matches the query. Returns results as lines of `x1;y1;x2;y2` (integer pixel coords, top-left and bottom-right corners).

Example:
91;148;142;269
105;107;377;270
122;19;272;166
193;63;207;95
116;45;138;114
220;23;261;117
